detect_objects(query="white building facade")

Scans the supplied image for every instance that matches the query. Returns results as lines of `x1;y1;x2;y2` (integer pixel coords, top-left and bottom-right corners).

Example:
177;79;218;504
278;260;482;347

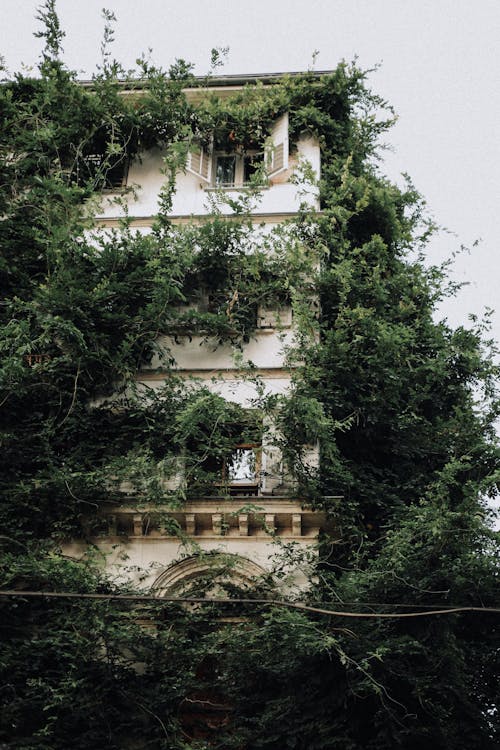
65;74;335;594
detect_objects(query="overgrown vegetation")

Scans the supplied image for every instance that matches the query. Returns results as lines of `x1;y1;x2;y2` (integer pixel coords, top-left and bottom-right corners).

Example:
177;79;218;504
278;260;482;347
0;2;499;747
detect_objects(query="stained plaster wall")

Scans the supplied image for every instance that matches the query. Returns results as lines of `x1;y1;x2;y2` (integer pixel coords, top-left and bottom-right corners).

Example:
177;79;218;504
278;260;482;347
72;115;323;591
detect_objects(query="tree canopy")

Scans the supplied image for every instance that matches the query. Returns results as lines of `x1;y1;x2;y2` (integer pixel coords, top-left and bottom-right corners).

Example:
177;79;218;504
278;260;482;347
0;3;499;748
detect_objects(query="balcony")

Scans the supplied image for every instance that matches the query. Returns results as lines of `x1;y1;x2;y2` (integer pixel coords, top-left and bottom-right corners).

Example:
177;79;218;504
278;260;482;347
87;497;336;541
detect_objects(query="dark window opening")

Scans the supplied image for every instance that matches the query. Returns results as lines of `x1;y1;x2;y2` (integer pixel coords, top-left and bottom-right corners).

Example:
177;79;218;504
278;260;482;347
215;155;236;187
213;152;264;188
243;153;264;184
74;153;129;190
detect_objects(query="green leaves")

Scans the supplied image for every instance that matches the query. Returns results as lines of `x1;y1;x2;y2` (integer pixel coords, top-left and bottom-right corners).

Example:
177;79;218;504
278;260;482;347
0;12;499;748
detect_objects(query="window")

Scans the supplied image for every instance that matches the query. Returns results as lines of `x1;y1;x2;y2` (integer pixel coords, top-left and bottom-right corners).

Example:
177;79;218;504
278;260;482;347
243;154;263;183
199;444;261;496
213;152;264;188
224;444;261;495
214;155;236;187
185;112;289;188
75;153;129;190
227;445;260;484
102;157;129;190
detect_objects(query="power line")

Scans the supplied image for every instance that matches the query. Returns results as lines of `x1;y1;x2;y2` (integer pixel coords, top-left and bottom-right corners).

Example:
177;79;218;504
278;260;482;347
1;590;500;618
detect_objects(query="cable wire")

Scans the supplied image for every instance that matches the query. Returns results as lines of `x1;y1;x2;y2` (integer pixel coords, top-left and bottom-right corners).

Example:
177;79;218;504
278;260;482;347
1;590;500;618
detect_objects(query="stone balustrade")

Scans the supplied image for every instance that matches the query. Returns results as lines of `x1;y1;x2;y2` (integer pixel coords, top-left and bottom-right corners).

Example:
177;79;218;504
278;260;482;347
87;497;338;541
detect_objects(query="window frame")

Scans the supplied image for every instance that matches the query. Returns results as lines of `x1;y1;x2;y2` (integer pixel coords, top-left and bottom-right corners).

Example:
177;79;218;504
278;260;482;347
213;150;265;189
186;112;289;189
209;443;262;496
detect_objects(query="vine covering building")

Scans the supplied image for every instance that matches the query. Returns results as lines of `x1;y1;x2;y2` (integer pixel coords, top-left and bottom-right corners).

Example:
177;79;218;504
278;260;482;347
3;34;499;745
64;73;333;595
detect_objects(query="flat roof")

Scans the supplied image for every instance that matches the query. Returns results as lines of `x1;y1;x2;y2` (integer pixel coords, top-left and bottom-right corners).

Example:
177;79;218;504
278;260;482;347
78;70;334;90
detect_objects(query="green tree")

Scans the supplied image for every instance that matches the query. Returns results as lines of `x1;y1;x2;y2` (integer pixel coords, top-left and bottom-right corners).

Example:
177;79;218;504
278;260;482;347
0;3;499;748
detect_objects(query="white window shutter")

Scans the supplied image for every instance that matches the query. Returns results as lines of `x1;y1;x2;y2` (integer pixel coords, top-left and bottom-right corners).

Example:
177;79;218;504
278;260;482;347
186;145;211;182
266;112;289;178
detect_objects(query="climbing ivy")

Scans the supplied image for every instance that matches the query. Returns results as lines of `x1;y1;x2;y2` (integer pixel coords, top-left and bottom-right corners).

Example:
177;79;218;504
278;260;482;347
0;2;499;748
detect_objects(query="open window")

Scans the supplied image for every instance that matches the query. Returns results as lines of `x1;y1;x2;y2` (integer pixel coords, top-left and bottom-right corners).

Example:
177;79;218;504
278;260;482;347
186;145;212;183
187;406;262;497
202;444;261;497
213;151;265;188
224;444;261;495
186;112;288;189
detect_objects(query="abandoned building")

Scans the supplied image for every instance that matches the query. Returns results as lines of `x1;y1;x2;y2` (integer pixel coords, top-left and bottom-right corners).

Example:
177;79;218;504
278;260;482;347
64;73;335;595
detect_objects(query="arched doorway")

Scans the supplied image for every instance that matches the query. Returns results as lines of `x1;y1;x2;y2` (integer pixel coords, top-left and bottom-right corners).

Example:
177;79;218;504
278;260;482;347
152;553;267;745
151;552;267;597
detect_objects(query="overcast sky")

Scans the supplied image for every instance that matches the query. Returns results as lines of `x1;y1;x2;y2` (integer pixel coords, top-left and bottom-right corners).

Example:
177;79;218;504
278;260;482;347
2;0;500;345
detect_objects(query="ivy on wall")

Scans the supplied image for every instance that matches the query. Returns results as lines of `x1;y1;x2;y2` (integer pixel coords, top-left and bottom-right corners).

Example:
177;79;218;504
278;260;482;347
0;2;499;748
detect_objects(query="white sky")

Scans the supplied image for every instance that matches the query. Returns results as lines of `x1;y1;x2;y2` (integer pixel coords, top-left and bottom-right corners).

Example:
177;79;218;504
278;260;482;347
2;0;500;346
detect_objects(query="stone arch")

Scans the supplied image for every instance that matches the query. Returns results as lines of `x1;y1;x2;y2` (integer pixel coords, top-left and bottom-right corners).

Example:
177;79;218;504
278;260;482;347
151;553;267;597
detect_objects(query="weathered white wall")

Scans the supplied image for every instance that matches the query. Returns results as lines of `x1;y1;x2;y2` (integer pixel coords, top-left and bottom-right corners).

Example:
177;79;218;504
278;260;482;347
63;493;326;593
151;330;294;371
140;329;295;407
64;535;312;591
138;375;291;407
96;131;320;220
73;114;324;592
